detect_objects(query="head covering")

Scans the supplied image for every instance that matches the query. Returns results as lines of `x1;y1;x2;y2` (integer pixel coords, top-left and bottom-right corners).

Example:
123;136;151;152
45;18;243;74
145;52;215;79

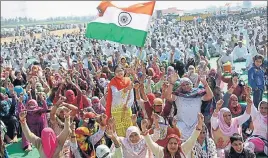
91;96;105;114
75;127;90;152
100;73;107;79
96;145;111;158
218;108;240;136
153;98;163;105
199;61;206;68
84;112;97;119
148;68;156;77
0;87;6;94
14;86;24;96
254;101;268;126
173;77;205;98
120;126;146;156
147;93;156;106
56;106;69;116
163;134;184;158
167;66;175;76
27;99;38;110
208;68;217;78
228;95;242;115
65;90;76;103
35;82;44;92
0;100;10;117
193;124;217;157
41;128;58;158
98;78;109;88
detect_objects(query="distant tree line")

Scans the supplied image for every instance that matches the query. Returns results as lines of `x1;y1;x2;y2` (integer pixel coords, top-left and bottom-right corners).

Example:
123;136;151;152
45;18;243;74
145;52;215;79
1;16;96;26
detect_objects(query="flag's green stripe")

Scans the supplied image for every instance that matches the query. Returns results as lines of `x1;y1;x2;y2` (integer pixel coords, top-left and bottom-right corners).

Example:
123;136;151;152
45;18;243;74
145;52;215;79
85;22;147;47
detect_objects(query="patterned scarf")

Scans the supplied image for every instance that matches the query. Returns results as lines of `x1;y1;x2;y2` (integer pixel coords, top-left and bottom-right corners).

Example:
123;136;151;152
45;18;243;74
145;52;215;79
120;126;147;156
173;78;206;98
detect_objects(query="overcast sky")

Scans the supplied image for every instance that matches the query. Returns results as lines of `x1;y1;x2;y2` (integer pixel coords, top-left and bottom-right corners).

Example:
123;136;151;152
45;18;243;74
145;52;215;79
1;1;267;19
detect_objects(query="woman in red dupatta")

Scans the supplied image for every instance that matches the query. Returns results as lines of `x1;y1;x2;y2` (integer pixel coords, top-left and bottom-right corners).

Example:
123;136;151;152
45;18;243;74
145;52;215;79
106;65;134;137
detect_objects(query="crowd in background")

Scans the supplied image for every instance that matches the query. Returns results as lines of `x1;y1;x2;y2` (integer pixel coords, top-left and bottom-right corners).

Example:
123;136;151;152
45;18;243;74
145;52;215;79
0;9;267;158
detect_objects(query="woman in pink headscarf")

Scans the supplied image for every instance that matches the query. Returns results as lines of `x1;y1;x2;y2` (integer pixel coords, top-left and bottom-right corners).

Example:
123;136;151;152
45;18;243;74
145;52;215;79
18;94;48;151
19;109;71;158
246;101;268;156
211;98;252;156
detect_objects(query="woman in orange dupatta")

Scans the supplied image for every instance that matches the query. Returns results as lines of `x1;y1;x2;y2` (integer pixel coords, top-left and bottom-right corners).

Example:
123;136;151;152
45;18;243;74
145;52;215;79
106;65;134;137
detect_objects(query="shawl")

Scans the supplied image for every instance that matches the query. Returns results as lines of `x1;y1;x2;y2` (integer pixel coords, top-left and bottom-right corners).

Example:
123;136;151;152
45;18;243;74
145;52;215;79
27;99;39;111
75;126;96;158
173;78;206;98
192;125;217;158
253;101;268;129
106;76;131;118
65;90;76;105
41;128;58;158
14;86;24;96
120;126;147;156
218;108;240;136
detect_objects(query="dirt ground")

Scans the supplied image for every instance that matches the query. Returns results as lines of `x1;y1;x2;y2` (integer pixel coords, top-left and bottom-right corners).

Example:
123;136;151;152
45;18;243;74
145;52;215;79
0;28;80;43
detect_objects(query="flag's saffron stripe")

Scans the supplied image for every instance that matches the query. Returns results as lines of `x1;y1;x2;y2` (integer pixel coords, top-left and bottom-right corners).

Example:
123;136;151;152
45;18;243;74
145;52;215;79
98;1;155;15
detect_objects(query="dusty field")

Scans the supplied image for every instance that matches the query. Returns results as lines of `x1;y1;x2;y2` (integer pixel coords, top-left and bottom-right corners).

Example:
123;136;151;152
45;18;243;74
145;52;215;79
1;28;80;43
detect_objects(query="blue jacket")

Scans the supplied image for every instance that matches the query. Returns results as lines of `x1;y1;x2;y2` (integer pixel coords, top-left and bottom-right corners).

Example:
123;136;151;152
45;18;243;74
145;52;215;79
248;65;265;90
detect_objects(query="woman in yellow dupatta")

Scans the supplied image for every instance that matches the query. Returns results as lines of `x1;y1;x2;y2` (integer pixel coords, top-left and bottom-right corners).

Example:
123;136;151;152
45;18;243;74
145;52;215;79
106;65;134;137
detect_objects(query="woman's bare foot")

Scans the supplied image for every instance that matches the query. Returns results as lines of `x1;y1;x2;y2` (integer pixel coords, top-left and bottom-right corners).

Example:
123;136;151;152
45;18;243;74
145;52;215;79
25;145;32;152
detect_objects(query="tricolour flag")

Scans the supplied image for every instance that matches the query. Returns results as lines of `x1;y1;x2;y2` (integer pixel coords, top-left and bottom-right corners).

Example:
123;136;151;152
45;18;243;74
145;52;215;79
85;1;155;47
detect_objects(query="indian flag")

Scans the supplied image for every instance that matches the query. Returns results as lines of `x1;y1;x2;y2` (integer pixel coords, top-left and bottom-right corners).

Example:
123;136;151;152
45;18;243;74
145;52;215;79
85;1;155;47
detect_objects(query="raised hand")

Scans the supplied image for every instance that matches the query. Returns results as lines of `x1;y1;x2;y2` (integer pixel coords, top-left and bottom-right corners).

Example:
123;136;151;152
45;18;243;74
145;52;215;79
105;125;115;139
8;83;14;91
246;97;253;106
245;85;252;97
216;99;224;110
19;94;24;103
197;113;204;130
169;72;179;84
19;111;27;121
172;118;178;128
131;114;137;124
199;75;207;85
96;113;107;127
141;119;149;132
133;83;140;90
64;109;71;118
56;96;66;106
107;117;116;130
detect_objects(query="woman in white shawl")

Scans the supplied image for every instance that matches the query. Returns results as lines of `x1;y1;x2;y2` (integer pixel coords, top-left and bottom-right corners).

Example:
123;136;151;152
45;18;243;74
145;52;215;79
245;100;268;156
110;114;160;158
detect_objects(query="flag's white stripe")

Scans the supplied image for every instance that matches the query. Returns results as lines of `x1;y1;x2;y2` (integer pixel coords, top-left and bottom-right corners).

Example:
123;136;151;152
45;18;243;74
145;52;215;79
92;7;151;31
